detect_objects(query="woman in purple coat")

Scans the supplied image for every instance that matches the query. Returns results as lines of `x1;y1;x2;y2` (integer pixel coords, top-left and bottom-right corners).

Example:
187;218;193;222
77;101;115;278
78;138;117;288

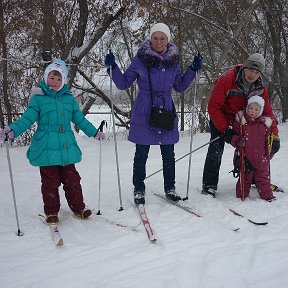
230;95;276;201
105;23;202;205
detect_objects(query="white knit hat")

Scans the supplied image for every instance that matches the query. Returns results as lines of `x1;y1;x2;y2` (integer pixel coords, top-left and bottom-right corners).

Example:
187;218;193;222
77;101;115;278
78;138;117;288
247;95;265;116
149;23;171;42
44;59;68;91
244;53;265;73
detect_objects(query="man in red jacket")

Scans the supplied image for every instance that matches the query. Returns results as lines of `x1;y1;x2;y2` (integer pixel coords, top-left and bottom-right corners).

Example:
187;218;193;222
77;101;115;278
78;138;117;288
201;53;280;197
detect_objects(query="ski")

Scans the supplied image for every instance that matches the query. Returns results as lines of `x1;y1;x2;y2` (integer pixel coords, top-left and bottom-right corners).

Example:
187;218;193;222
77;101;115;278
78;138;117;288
137;204;157;243
153;193;201;217
92;213;141;231
38;214;63;246
271;184;284;193
49;223;64;246
253;183;284;193
154;193;240;232
229;208;268;225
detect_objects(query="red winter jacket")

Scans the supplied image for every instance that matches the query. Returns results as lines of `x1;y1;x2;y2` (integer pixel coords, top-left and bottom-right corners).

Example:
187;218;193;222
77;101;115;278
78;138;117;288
207;64;278;136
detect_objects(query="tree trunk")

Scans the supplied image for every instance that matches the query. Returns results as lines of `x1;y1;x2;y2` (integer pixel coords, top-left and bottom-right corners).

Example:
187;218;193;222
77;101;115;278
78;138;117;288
41;0;53;67
261;0;288;122
0;0;12;125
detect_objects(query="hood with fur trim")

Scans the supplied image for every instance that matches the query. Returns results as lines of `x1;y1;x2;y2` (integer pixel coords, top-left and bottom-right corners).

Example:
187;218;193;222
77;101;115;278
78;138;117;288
137;40;179;68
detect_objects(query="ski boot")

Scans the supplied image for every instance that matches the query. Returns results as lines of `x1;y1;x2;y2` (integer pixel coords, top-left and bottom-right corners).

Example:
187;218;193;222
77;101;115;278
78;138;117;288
45;213;59;224
201;187;216;198
74;208;92;219
134;190;145;205
165;188;181;202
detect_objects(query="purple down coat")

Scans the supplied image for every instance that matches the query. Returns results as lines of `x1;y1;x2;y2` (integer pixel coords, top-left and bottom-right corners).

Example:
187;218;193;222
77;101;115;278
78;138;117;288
111;40;196;145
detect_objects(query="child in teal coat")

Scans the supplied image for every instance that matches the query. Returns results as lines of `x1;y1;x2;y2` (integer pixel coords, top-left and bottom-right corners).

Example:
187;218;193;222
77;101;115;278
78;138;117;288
0;60;105;223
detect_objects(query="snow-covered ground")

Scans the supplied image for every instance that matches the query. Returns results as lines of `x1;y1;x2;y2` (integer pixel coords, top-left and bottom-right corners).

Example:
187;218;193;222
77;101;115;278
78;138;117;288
1;119;288;288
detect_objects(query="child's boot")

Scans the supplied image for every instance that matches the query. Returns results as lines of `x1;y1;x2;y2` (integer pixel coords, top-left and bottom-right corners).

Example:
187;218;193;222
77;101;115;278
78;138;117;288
74;208;92;219
45;213;59;224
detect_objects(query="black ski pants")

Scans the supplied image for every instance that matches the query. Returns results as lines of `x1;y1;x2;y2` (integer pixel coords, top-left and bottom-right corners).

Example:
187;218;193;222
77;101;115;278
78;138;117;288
202;120;225;190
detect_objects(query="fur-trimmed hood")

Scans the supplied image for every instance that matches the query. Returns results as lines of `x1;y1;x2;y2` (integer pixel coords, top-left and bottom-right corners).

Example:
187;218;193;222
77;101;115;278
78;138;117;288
235;110;272;128
137;39;179;68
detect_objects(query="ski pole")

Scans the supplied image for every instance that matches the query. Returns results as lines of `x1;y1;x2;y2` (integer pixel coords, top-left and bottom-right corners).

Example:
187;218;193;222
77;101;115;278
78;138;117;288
96;120;107;215
145;135;221;180
1;127;24;236
183;71;197;201
239;116;245;201
109;49;123;211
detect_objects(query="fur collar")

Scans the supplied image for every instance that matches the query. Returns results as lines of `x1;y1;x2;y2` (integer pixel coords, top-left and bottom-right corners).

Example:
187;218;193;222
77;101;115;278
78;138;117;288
31;81;71;97
137;39;179;68
31;87;44;96
235;110;272;128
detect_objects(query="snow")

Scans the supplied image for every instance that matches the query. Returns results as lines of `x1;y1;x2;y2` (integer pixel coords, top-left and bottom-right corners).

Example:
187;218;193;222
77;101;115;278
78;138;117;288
1;120;288;288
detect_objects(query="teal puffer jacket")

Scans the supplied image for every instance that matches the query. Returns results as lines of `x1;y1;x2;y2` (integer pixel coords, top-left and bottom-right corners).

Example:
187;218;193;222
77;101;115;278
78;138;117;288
10;81;97;167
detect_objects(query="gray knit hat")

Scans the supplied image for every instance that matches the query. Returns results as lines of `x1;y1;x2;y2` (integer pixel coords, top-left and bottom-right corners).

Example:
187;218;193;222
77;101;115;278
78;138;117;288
243;53;265;73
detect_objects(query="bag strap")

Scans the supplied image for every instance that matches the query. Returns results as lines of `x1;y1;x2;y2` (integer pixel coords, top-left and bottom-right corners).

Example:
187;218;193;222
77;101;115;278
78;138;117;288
147;64;154;106
147;64;176;116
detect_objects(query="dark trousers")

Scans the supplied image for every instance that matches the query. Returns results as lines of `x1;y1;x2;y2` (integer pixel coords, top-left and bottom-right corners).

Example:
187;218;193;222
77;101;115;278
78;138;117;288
202;120;225;190
133;144;175;192
39;164;85;215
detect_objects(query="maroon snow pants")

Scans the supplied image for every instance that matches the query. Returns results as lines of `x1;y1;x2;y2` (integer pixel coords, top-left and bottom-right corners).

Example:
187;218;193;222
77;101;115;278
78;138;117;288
236;165;273;200
39;164;86;215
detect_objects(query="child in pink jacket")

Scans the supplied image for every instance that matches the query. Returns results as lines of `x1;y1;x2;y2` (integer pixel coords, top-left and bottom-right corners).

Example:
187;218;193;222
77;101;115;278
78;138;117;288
230;95;276;201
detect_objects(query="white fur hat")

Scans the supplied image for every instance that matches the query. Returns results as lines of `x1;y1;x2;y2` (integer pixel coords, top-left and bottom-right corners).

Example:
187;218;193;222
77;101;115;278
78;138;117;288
247;95;265;116
149;23;171;42
244;53;265;73
44;59;68;91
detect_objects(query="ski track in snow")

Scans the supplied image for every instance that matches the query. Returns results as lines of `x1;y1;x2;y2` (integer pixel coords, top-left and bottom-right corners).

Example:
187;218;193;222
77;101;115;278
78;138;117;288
1;123;288;288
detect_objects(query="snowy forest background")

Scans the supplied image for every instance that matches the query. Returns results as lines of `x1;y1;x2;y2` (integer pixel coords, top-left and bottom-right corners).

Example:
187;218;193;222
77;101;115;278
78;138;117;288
2;2;288;287
1;0;288;143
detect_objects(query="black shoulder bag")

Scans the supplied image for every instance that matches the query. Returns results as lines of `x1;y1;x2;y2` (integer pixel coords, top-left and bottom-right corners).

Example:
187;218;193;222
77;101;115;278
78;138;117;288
148;65;176;131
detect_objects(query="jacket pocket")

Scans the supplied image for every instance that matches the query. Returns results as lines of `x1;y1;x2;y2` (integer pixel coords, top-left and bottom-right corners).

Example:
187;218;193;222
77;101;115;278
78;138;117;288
40;103;56;123
27;131;48;161
63;103;73;122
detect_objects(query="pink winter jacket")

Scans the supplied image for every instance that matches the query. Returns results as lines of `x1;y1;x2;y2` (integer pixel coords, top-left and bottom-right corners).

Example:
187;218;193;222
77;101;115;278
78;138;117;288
231;111;273;170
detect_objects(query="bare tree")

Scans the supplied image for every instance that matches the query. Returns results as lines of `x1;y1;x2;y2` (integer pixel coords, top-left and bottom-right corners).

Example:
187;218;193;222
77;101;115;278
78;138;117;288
260;0;288;122
0;0;12;125
2;0;288;142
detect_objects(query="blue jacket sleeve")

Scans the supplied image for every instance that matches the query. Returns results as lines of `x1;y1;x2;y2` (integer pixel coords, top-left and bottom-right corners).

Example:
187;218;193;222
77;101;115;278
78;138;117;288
173;66;196;93
111;57;139;90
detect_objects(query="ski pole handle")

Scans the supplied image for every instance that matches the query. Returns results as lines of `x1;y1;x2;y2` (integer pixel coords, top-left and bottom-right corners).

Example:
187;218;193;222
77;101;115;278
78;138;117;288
98;120;106;132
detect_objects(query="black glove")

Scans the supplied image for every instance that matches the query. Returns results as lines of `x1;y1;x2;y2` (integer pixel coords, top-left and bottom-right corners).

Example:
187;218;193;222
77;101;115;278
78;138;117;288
104;50;116;69
271;138;280;154
190;52;203;72
222;128;236;144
